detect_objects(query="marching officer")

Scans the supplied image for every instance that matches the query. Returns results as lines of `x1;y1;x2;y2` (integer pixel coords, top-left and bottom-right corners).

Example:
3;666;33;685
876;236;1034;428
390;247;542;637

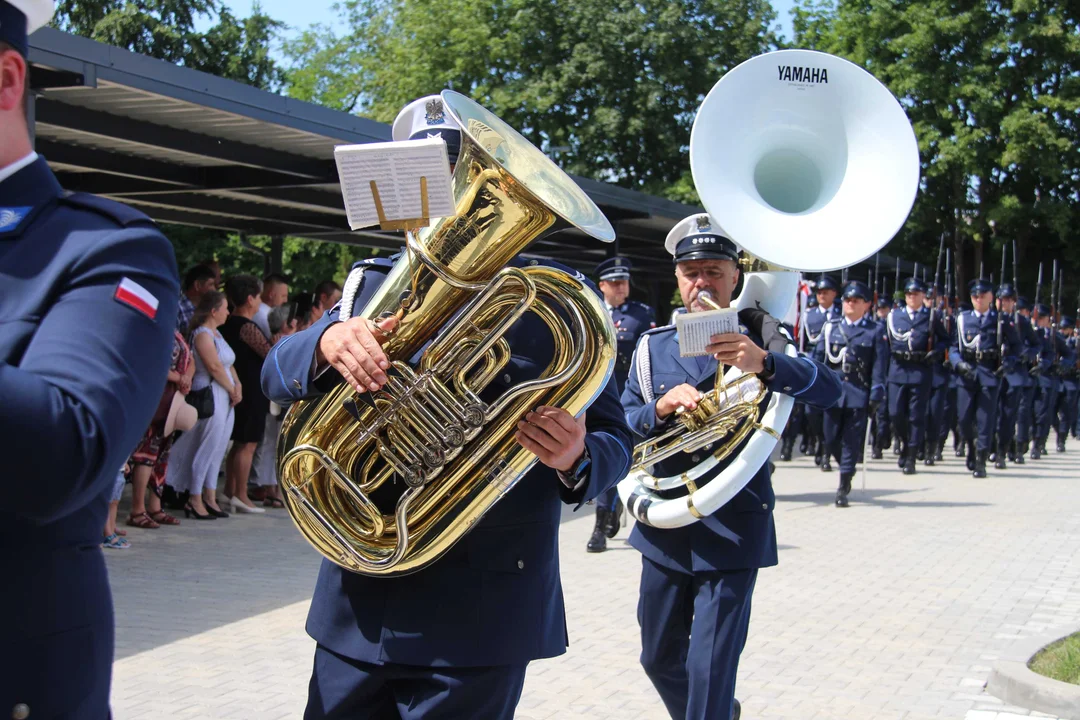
800;275;841;470
1030;304;1064;459
814;281;888;507
261;95;633;720
885;277;948;474
923;285;950;465
994;285;1037;466
587;256;656;553
870;295;894;458
1;2;181;716
622;213;840;720
950;278;1022;477
1012;297;1040;462
1054;316;1078;452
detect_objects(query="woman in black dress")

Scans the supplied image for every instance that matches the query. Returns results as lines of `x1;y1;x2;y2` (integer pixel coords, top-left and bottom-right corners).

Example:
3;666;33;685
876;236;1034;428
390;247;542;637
220;274;271;514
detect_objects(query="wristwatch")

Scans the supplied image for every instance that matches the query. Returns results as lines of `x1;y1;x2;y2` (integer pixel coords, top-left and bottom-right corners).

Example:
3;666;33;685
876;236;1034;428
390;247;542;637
557;446;592;486
759;351;776;380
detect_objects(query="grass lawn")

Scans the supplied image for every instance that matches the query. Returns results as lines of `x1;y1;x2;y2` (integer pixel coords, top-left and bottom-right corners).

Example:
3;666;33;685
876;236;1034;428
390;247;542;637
1029;632;1080;685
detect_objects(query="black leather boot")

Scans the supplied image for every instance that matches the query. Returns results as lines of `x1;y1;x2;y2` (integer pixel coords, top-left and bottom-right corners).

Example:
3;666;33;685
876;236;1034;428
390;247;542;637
1031;439;1042;460
871;437;883;460
821;451;832;472
779;435;794;461
954;432;967;457
1015;441;1026;464
733;698;741;720
603;497;623;539
814;438;823;466
902;449;917;475
973;449;988;478
1057;432;1066;453
935;437;946;461
835;472;853;507
924;439;936;466
586;507;608;553
892;437;902;455
799;437;808;455
897;439;907;469
966;441;976;471
994;440;1007;469
1007;439;1017;463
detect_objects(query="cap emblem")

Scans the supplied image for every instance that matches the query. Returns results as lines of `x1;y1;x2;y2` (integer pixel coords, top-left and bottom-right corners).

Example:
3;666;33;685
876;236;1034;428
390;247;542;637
425;99;445;125
695;215;712;232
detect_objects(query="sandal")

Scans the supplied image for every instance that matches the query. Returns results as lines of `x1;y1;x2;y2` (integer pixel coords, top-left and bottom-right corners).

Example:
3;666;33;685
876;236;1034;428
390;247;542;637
148;510;181;526
264;497;285;509
115;529;127;537
103;533;131;550
126;511;160;529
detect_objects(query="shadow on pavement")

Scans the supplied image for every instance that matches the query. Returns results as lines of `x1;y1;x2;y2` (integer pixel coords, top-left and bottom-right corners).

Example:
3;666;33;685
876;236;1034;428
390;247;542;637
776;486;991;509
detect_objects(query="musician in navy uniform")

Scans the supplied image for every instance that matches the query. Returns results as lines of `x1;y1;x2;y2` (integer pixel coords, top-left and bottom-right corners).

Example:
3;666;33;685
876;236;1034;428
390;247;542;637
1;2;181;717
799;275;841;470
622;214;841;720
261;96;632;720
1011;297;1040;462
587;255;656;553
949;278;1022;477
814;281;888;507
993;284;1035;466
1054;316;1078;452
885;277;948;474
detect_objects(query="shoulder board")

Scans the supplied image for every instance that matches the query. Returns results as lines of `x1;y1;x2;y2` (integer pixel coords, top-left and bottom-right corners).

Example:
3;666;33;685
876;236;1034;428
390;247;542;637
59;192;156;228
825;316;842;325
631;300;654;312
350;256;396;272
641;324;675;338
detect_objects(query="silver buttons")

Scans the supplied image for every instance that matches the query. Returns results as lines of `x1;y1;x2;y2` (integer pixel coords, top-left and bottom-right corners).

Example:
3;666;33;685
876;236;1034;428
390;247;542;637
762;503;769;510
292;379;302;390
691;454;700;462
12;704;29;720
517;559;525;569
783;386;792;392
660;384;665;390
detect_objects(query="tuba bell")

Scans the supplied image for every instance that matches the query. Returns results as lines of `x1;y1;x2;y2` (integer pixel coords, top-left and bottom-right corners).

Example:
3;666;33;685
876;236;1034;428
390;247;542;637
277;91;617;576
619;49;920;528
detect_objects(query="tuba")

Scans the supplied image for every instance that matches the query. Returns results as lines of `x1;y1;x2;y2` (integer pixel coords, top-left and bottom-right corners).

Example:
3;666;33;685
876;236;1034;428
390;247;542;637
619;49;920;528
277;91;616;576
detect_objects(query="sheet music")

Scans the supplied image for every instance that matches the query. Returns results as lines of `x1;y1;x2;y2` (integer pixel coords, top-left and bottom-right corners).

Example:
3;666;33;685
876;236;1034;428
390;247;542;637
334;138;456;229
675;308;740;357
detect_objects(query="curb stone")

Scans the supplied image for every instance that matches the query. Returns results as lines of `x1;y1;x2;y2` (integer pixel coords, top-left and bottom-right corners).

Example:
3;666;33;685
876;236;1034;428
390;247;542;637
987;630;1080;720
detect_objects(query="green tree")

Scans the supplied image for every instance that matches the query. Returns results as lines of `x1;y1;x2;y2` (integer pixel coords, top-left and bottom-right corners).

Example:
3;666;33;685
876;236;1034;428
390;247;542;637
790;0;1080;294
53;0;287;90
286;0;781;196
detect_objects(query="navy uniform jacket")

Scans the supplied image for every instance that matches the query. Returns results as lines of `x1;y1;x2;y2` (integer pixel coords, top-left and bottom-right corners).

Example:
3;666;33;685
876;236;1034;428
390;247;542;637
799;305;838;355
885;306;949;385
622;319;841;574
261;256;632;667
1002;313;1039;387
609;299;656;392
949;309;1022;384
1;157;179;714
813;316;888;408
1059;336;1079;390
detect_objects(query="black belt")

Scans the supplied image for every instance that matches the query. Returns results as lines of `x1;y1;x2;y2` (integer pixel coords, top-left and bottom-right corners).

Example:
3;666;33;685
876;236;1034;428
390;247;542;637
961;349;999;364
892;351;927;362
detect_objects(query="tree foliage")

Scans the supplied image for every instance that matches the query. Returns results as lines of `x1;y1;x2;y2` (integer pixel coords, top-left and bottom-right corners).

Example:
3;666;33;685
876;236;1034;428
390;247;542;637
285;0;781;197
53;0;287;90
791;0;1080;297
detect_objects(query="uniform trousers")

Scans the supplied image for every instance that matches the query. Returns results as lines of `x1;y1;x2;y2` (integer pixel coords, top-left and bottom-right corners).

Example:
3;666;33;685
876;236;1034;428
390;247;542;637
783;402;805;444
995;377;1023;449
926;384;948;449
823;405;867;474
887;381;930;448
872;397;890;448
1033;379;1060;442
1056;382;1078;437
638;556;757;720
804;407;824;450
940;385;957;444
1016;382;1037;446
955;371;999;451
304;645;527;720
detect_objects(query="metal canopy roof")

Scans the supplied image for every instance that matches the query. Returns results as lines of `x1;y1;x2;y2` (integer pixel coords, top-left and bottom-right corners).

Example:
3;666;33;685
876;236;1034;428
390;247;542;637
26;27;700;282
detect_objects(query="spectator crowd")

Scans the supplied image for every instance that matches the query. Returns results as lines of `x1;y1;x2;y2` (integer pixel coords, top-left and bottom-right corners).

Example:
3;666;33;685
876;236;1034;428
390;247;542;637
102;261;343;549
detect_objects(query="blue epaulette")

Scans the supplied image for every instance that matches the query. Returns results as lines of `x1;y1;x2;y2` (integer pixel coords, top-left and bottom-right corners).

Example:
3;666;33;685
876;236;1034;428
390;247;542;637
640;324;675;338
350;256;396;272
60;192;156;228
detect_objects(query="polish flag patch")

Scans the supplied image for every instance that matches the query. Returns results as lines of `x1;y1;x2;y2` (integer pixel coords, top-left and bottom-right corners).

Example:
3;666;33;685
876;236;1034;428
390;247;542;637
114;277;159;320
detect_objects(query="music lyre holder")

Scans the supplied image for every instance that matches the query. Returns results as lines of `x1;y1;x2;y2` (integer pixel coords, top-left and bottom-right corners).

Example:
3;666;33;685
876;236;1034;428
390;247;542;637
369;177;431;233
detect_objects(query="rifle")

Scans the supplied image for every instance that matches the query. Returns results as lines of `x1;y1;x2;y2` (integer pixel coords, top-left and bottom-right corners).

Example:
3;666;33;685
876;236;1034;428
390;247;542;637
1035;262;1043;306
1051;260;1059;367
996;242;1006;367
930;233;945;352
944;248;952;318
895;261;900;303
874;252;880;305
1012;240;1018;295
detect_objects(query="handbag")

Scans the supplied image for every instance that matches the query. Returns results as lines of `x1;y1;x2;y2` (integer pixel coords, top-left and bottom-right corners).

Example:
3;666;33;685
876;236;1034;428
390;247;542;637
186;386;215;420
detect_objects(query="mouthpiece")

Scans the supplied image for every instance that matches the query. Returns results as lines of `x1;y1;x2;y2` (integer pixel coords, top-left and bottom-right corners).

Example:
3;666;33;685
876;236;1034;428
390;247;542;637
696;290;722;311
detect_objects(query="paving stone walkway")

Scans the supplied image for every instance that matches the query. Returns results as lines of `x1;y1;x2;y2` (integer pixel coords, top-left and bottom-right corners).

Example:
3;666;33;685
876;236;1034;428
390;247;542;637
105;447;1080;719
